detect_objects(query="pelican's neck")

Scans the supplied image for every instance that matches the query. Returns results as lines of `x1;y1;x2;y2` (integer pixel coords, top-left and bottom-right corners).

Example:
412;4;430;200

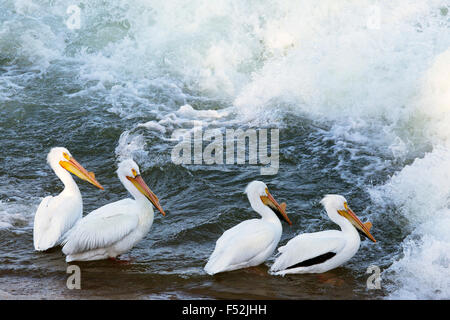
248;192;280;224
52;162;80;195
325;205;359;238
119;174;153;212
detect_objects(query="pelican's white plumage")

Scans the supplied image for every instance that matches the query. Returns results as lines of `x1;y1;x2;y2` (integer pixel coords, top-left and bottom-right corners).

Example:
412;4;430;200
62;159;165;262
33;147;103;251
204;181;291;275
270;195;376;275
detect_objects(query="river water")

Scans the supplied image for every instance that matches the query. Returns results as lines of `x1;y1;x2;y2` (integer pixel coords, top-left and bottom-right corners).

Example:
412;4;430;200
0;0;449;299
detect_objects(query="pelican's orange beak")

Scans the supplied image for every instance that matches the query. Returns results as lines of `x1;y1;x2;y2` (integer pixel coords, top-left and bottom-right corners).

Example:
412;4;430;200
261;188;292;225
126;175;166;216
338;203;376;242
59;156;104;190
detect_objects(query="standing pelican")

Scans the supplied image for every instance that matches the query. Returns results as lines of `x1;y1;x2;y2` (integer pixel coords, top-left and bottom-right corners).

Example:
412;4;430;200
270;194;376;275
204;181;291;275
62;159;166;262
33;147;104;251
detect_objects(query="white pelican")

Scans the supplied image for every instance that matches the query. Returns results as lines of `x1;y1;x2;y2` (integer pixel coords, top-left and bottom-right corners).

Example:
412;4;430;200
33;147;104;251
61;159;166;262
270;194;376;275
204;181;291;275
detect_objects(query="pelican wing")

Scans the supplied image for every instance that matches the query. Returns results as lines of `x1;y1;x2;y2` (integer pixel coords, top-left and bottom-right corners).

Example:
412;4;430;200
62;199;139;255
270;230;346;272
33;195;82;251
205;219;277;274
33;196;55;250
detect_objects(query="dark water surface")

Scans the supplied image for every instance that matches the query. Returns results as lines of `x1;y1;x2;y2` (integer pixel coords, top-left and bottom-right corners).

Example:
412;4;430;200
0;79;400;298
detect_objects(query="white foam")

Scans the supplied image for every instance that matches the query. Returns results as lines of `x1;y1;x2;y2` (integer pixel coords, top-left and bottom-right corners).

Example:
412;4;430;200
0;200;34;230
365;46;450;298
137;121;167;133
115;130;149;163
370;145;450;298
415;49;450;147
176;104;230;119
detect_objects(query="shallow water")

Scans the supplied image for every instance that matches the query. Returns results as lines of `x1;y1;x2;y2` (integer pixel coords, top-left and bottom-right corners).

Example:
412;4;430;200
0;0;449;299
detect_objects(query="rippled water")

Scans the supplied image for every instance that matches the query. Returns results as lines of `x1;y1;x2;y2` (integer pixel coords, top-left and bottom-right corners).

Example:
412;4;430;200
0;0;449;299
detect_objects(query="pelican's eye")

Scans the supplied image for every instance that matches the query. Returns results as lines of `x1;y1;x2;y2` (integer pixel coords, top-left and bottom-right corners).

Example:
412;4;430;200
63;152;71;160
131;168;137;177
260;188;270;204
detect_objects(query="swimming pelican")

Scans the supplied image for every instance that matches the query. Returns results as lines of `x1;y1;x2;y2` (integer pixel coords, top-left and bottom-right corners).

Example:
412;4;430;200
61;159;166;262
270;194;376;275
33;147;104;251
204;180;291;275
